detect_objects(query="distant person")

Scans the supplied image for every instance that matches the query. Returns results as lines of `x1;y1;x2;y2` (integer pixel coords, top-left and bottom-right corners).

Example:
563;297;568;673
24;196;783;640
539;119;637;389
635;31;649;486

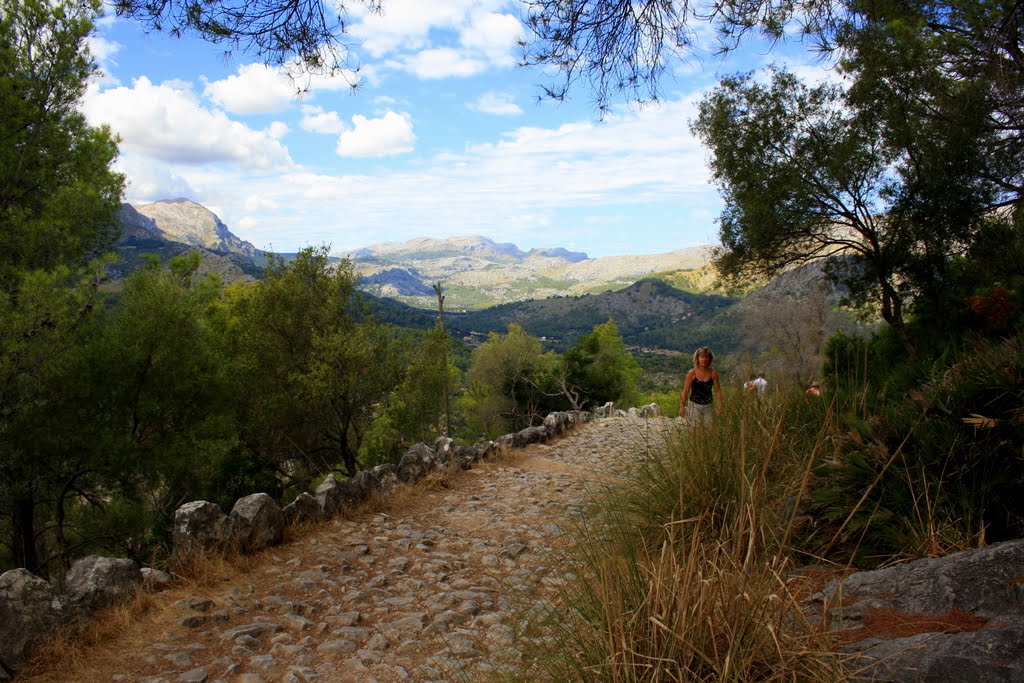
754;372;768;396
744;373;757;392
679;346;724;427
804;381;821;403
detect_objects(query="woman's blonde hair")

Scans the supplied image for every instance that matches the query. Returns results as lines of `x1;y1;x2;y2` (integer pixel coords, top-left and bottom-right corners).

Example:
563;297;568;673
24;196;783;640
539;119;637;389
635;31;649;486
693;346;714;367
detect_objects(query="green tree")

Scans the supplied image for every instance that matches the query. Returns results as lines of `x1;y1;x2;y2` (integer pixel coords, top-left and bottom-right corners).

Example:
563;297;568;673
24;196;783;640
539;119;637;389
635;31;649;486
0;0;124;289
462;324;557;436
692;67;996;355
0;266;104;574
365;324;461;464
225;246;401;481
564;319;641;407
0;0;124;574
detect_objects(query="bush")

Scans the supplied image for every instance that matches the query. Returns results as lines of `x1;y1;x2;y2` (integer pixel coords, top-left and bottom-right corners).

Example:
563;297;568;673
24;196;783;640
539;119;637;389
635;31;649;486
806;331;1024;567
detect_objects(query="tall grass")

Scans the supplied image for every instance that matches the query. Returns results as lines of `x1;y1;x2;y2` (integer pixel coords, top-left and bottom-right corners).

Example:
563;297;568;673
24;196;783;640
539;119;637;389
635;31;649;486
524;394;846;681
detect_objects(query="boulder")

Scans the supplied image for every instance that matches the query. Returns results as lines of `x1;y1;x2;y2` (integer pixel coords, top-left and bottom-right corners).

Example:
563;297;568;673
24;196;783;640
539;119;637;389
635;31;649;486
433;437;454;464
0;569;62;673
230;493;285;552
140;567;173;590
396;444;440;484
368;464;399;496
282;492;322;526
808;538;1024;681
316;474;366;517
172;500;233;555
512;425;547;448
543;411;570;436
639;403;662;417
64;556;142;615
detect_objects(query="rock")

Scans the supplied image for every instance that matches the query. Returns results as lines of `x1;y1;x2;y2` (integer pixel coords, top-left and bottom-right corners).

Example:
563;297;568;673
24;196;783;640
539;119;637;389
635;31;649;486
141;567;173;590
512;426;546;448
812;538;1024;681
64;556;142;615
316;475;366;518
542;411;570;436
368;464;399;496
0;569;62;672
433;437;454;464
282;492;322;526
639;403;662;417
172;501;233;555
396;444;439;484
231;493;285;552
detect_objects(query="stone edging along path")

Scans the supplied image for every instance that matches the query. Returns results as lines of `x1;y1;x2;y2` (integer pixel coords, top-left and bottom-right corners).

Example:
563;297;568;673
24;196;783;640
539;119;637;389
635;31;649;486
20;414;679;683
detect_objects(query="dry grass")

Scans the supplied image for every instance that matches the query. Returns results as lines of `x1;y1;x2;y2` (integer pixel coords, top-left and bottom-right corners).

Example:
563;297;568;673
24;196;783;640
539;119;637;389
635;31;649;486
522;397;848;682
17;588;161;681
842;607;987;644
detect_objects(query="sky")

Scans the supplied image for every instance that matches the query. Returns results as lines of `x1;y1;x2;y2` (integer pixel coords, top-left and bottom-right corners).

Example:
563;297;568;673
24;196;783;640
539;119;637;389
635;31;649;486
83;1;839;259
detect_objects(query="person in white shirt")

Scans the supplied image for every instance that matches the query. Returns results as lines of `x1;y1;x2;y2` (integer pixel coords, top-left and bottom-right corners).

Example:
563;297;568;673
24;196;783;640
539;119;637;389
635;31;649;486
753;372;767;396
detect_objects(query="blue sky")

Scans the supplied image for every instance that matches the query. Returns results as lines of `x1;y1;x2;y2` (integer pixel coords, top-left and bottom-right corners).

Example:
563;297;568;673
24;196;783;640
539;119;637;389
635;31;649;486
83;1;837;259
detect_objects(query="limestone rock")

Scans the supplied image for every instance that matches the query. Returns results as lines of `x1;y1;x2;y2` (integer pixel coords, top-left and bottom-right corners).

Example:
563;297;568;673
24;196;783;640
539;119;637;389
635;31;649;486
810;538;1024;681
282;492;322;526
173;500;233;555
0;569;62;672
316;474;366;518
397;444;440;484
64;556;142;615
230;493;285;552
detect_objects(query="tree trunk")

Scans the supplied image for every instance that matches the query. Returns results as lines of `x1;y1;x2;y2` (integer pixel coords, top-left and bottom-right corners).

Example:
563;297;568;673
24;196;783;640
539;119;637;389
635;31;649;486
12;496;42;576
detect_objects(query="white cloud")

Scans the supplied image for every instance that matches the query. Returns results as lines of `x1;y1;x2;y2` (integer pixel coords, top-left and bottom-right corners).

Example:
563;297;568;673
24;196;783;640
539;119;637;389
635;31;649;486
86;35;121;65
193;94;716;256
470;91;522;116
458;10;521;66
203;63;298;114
301;105;345;134
403;47;487;79
115;155;196;203
83;77;293;170
336;111;415;157
349;0;520;78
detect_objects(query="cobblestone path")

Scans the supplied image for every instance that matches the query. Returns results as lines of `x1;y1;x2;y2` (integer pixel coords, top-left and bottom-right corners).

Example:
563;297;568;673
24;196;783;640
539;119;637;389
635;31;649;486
25;416;680;683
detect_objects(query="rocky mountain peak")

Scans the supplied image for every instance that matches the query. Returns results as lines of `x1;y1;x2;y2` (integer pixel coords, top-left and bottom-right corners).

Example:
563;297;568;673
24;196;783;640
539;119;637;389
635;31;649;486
133;199;259;258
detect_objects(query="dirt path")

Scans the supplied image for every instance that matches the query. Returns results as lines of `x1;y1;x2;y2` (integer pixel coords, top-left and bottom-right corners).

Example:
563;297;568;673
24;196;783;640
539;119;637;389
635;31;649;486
21;416;679;683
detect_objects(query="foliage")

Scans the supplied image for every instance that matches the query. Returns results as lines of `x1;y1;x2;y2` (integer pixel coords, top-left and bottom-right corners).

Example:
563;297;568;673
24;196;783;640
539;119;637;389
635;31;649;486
564;319;642;408
362;323;461;464
808;331;1024;566
0;266;107;575
693;67;991;355
460;324;560;437
0;0;124;290
223;246;402;481
112;0;378;78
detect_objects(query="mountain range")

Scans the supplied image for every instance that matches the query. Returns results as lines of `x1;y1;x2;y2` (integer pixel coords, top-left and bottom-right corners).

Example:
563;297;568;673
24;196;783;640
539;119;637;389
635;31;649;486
108;198;861;365
111;199;719;311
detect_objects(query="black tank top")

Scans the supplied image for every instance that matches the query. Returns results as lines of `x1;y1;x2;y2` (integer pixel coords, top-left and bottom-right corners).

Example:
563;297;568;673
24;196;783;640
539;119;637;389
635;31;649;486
690;375;714;405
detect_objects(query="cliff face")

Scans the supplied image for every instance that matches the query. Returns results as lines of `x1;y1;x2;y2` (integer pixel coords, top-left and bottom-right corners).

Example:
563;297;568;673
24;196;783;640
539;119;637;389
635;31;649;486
133;198;260;258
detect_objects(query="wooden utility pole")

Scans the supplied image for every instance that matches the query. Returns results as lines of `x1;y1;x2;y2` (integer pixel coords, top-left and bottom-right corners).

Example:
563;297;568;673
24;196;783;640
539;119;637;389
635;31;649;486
433;283;451;437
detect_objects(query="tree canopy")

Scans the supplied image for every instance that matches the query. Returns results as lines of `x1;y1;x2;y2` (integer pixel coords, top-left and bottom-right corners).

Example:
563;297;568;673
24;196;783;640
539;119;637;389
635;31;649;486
0;0;124;288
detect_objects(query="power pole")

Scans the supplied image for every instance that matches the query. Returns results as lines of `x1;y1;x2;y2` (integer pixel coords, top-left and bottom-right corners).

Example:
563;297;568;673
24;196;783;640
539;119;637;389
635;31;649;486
433;283;451;437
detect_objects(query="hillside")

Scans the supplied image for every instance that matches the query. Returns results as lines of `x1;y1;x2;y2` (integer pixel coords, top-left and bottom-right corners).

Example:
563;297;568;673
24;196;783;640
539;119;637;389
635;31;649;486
344;236;715;310
109;204;263;285
108;199;860;367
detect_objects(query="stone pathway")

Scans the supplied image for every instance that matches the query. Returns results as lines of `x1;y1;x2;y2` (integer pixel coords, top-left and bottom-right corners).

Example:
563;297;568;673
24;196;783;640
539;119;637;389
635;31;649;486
25;416;680;683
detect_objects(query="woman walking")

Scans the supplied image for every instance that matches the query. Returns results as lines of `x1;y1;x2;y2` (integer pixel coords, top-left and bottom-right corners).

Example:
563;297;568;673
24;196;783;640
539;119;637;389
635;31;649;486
679;346;724;427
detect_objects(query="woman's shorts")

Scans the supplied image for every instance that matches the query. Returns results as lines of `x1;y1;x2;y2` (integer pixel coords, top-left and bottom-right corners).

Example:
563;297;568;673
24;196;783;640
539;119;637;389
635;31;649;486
686;400;715;427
